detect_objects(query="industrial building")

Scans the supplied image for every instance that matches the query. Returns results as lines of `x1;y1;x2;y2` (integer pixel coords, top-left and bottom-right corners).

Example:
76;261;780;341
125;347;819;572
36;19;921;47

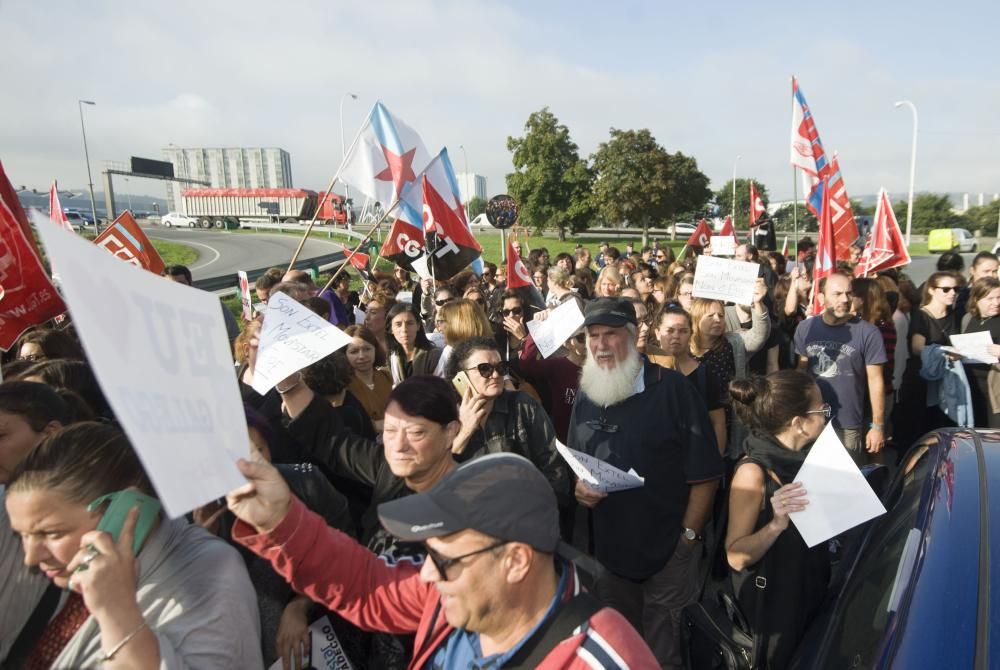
456;172;487;205
162;147;293;212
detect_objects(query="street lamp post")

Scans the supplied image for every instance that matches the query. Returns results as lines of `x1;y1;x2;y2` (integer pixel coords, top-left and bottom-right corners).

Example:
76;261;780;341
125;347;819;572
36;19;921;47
458;144;470;204
731;154;742;225
339;92;358;231
895;100;918;246
78;100;99;232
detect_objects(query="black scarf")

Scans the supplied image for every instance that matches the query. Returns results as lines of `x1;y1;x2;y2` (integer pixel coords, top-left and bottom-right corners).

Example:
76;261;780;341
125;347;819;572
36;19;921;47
741;429;809;485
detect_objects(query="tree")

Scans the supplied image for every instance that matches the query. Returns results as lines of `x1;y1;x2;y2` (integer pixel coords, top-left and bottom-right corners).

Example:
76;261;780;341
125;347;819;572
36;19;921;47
891;194;966;234
506;108;594;241
714;178;770;230
466;196;486;220
963;201;1000;235
590;128;710;247
770;203;817;234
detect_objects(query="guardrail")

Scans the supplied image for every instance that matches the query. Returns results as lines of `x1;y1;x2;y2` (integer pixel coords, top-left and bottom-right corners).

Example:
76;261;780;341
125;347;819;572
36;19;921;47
193;251;348;294
240;221;368;242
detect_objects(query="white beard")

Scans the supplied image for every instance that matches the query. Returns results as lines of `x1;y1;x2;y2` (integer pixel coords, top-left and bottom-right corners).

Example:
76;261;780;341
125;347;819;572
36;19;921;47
579;344;643;407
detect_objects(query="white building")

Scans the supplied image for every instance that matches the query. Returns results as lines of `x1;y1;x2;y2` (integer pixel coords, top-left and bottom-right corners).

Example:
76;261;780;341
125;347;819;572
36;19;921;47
162;147;293;212
456;172;487;205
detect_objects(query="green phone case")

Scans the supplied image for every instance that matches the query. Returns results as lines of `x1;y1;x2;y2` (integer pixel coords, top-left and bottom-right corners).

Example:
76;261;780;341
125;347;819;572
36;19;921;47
88;490;161;555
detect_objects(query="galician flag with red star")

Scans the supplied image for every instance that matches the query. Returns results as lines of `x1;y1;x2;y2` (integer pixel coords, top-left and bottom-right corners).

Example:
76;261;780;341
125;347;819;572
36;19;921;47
338;101;432;208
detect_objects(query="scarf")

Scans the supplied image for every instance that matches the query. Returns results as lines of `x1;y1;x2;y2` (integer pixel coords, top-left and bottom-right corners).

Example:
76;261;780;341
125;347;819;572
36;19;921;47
741;429;808;485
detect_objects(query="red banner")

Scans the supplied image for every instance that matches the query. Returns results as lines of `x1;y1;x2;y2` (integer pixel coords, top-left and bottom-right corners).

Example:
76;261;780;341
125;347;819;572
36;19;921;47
812;177;836;315
0;163;67;350
341;244;370;271
855;189;911;277
686;219;713;248
505;239;532;289
49;182;74;232
93;211;165;275
749;182;766;228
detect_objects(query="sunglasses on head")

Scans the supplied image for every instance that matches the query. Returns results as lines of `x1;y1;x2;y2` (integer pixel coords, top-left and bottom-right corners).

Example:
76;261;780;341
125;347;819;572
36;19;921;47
466;361;510;379
501;307;523;317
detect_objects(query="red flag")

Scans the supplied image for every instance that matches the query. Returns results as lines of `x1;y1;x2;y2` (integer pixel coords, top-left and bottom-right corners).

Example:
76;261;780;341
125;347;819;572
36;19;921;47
855;189;911;277
749;182;766;228
781;236;789;257
378;219;425;272
0;166;67;350
686;219;713;248
93;211;166;275
826;155;859;259
812;177;836;315
341;244;370;271
719;216;734;237
505;239;532;289
49;182;74;233
420;175;482;281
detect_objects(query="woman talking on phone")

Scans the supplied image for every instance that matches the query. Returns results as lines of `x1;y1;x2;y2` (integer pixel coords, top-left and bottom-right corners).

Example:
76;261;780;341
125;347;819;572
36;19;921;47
5;422;262;669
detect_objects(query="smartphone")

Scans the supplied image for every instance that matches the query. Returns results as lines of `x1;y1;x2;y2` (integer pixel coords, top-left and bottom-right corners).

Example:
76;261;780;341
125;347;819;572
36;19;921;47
88;489;162;556
452;370;473;397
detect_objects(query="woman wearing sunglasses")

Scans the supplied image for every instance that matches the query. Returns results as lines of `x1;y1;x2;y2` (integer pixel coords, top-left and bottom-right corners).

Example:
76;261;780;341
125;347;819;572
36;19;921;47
725;370;832;669
445;336;570;503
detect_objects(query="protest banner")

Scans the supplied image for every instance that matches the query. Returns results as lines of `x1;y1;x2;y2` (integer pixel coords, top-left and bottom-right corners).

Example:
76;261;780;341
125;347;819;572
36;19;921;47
789;422;886;547
526;299;585;358
556;441;644;494
711;235;737;256
93;211;166;274
237;271;253;321
692;255;758;306
252;290;353;394
31;211;247;517
267;616;353;670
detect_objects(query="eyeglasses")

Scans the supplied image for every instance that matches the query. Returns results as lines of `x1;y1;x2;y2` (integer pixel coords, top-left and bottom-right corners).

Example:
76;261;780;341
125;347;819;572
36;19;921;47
425;540;509;581
435;297;454;307
805;403;832;419
466;361;510;379
501;307;523;317
935;286;958;293
18;354;43;362
533;275;545;281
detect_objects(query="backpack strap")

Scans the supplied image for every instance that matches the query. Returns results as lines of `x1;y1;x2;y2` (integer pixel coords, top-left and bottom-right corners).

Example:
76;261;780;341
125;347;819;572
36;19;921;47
503;591;603;669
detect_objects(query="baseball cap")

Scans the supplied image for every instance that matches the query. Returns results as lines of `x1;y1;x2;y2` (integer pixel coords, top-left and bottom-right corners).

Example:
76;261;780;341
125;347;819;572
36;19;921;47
377;453;560;553
582;297;637;328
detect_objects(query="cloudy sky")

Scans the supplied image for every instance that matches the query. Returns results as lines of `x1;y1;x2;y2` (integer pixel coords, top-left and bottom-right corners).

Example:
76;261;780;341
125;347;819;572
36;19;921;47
3;0;999;204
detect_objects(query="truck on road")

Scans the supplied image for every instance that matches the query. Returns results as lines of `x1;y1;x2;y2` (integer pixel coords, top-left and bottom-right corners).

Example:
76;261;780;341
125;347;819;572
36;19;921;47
180;188;349;229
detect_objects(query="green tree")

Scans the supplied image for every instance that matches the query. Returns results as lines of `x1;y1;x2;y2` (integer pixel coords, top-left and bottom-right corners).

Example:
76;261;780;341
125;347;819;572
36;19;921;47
963;201;1000;234
771;203;817;234
714;178;770;230
891;194;966;234
590;128;710;247
466;196;486;220
506;108;594;241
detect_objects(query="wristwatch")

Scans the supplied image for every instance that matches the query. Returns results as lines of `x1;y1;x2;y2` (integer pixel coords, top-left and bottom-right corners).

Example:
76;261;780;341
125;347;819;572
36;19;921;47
682;527;702;542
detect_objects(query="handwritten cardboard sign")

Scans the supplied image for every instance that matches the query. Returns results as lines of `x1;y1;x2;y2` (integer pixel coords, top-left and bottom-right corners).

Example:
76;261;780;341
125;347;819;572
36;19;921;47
31;211;247;517
711;235;737;256
692;255;757;306
267;616;353;670
526;299;585;358
252;291;353;394
556;440;644;493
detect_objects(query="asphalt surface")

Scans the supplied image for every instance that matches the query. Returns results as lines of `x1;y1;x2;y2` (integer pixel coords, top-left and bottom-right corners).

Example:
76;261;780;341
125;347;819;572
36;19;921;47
903;252;982;287
139;224;344;281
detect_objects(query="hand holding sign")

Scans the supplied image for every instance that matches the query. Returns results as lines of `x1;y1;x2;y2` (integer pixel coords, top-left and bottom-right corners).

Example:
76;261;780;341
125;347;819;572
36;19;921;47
525;299;585;358
556;441;644;494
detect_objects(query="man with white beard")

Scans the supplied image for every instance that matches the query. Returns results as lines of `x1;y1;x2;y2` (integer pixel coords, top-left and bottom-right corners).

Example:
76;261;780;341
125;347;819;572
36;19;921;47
568;298;723;669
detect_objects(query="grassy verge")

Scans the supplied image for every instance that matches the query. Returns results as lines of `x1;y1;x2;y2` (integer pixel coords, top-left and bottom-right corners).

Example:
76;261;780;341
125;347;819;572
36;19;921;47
151;239;198;266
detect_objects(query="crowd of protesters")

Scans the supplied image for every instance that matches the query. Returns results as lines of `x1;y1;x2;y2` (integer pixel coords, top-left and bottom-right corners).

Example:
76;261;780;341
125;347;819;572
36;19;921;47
2;233;999;670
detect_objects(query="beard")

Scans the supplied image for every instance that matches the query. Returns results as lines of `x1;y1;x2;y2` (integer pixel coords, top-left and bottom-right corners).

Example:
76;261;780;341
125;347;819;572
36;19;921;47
579;342;644;407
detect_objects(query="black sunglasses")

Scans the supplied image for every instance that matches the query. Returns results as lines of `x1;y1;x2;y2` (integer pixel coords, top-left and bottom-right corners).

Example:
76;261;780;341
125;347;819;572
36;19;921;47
466;361;509;379
425;541;508;581
935;286;957;293
501;307;523;317
435;297;454;306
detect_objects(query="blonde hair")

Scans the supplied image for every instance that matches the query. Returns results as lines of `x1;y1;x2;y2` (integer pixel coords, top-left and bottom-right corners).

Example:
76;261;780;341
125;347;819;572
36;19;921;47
440;299;493;346
595;265;624;297
688;297;726;356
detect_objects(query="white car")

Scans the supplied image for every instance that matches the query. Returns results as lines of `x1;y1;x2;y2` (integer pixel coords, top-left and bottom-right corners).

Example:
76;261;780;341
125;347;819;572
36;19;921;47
161;212;197;228
63;211;87;231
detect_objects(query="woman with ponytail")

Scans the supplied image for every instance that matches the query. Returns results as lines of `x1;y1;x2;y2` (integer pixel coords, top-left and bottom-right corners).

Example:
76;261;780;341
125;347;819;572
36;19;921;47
724;370;832;668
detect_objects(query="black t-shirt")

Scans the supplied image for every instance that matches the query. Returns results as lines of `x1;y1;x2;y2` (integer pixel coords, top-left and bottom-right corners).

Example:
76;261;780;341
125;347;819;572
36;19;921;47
686;363;726;411
908;308;958;354
568;362;724;580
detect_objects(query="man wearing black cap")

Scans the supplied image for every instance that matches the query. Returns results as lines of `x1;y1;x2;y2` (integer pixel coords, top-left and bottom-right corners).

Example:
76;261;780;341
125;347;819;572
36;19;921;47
569;297;723;669
227;452;658;669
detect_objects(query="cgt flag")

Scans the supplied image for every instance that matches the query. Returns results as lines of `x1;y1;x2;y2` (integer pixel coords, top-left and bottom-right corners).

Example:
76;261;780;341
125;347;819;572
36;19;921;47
340;244;375;282
0;165;67;349
749;182;766;228
812;177;836;316
719;215;734;237
505;239;532;289
93;211;166;275
686;219;713;248
49;181;75;233
855;189;911;277
420;175;482;281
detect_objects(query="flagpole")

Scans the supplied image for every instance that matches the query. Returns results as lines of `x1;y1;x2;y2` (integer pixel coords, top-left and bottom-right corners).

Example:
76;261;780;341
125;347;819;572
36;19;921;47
287;105;372;272
792;169;799;270
319;197;400;293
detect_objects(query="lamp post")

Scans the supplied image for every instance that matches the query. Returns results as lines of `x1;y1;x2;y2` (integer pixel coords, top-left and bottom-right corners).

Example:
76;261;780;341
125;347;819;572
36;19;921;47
895;100;918;246
458;144;470;204
78;99;99;232
731;154;742;225
339;92;358;231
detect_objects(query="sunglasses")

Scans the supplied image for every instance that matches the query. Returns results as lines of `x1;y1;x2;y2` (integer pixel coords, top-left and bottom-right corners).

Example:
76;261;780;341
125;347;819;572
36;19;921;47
425;540;508;581
501;307;523;317
935;286;957;293
466;361;510;379
805;403;832;419
435;297;454;307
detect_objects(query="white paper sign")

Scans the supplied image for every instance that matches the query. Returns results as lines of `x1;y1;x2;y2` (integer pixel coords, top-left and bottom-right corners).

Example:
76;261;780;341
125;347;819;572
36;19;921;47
252;291;353;395
237;270;252;321
525;299;585;358
711;235;737;256
411;254;432;281
396;290;413;304
556;441;644;493
946;331;999;364
31;212;248;517
789;422;887;547
353;306;367;325
692;255;758;306
267;616;353;670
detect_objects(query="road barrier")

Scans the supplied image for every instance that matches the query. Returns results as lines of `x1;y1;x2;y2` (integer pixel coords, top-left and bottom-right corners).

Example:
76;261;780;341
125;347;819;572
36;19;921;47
193;251;348;294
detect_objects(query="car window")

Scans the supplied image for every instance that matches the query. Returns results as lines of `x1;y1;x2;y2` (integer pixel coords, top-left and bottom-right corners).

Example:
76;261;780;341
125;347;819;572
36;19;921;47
817;440;933;669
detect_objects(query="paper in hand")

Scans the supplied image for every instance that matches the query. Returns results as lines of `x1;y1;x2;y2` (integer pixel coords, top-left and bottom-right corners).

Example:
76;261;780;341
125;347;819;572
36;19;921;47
946;331;999;364
556;441;644;493
692;255;757;306
525;299;585;358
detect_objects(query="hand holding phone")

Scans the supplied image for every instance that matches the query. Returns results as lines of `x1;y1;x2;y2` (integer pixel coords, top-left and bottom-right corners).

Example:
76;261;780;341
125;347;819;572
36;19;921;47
89;489;161;556
452;370;473;397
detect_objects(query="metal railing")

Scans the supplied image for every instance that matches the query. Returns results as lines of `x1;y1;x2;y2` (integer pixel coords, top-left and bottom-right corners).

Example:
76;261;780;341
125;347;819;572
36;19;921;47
193;250;348;294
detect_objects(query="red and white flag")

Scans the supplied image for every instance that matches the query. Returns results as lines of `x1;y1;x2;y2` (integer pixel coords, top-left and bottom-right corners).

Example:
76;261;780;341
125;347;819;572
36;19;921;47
93;211;166;275
812;177;836;315
749;181;766;228
341;244;370;271
719;215;734;237
781;236;789;257
686;219;713;248
505;239;532;289
49;182;74;233
855;189;911;277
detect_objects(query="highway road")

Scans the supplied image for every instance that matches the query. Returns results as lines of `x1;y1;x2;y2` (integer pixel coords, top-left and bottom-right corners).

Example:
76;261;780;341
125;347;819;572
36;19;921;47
903;252;982;286
139;224;344;281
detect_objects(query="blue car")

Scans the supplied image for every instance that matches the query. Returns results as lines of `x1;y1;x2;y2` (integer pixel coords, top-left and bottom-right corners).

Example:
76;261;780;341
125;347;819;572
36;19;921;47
791;428;996;668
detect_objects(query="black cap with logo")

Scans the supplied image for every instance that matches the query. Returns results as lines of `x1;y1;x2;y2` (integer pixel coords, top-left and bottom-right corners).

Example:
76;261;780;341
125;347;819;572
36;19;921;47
582;297;637;328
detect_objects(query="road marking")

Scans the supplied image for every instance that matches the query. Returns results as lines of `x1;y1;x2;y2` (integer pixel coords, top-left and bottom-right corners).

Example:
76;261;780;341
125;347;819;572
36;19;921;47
148;236;221;271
